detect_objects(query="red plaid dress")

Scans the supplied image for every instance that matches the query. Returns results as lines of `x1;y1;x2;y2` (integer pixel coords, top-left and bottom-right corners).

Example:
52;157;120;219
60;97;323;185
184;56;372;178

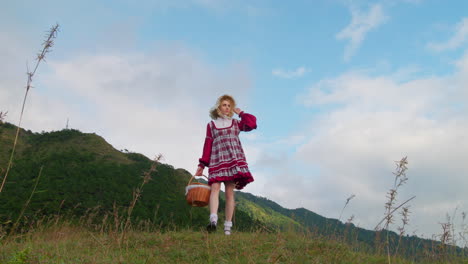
199;112;256;190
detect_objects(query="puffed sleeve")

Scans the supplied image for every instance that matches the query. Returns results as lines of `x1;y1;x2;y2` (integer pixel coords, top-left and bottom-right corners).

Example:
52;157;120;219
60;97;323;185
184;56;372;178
238;111;257;132
198;123;213;168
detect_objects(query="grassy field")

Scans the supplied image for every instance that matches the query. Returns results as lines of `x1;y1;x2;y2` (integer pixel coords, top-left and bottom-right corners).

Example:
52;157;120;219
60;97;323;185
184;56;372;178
0;225;388;264
1;224;466;264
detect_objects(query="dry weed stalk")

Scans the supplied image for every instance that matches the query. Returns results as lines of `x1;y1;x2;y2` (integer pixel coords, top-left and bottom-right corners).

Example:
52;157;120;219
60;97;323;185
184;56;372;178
100;213;109;234
119;154;162;247
346;214;355;225
373;156;416;264
460;212;467;257
375;157;415;231
9;166;44;235
395;206;411;255
385;157;408;229
0;24;60;193
437;214;455;260
0;111;7;122
112;201;120;234
450;207;459;247
54;199;66;226
339;194;356;222
434;206;465;261
439;217;452;246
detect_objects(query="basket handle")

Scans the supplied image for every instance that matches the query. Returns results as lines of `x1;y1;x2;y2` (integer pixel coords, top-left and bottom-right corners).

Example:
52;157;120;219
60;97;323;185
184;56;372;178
188;174;208;185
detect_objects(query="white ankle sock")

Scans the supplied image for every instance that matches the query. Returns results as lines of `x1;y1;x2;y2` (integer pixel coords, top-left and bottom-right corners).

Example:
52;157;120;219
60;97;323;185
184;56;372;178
209;214;218;224
224;221;232;235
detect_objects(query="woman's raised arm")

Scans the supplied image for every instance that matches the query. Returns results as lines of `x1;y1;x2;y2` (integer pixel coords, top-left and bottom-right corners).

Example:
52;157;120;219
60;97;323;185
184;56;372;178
238;111;257;132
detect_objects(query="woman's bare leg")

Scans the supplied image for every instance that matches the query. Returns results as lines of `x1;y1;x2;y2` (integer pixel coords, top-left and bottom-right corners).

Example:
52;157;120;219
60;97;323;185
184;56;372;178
209;182;221;219
224;181;236;235
224;181;236;221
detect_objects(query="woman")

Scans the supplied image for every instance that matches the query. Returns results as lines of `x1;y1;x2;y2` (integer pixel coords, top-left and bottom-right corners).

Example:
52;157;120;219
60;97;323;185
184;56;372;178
195;94;257;235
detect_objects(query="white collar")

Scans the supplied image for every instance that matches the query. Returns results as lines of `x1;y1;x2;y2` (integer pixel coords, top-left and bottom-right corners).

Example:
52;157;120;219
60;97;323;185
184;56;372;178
214;115;233;128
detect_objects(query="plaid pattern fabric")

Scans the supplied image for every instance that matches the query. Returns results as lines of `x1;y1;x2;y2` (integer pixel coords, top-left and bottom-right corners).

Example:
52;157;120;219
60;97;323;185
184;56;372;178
207;119;253;189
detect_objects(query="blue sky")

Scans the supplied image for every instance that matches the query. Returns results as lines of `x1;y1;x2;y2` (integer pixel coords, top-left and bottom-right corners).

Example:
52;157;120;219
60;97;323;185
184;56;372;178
2;0;468;241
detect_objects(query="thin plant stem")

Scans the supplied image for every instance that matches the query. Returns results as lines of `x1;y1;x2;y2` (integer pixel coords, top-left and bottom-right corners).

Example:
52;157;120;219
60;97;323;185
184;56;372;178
0;111;7;122
339;194;356;222
0;24;59;193
119;155;161;247
375;196;416;231
395;206;410;256
373;156;412;264
9;166;44;235
387;242;391;264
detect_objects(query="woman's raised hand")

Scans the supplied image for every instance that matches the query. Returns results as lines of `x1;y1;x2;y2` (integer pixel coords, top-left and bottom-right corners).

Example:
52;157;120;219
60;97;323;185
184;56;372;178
195;166;204;176
234;108;242;115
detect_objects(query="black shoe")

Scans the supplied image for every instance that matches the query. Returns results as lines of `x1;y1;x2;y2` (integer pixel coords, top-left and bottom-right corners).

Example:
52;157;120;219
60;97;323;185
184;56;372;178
206;221;217;233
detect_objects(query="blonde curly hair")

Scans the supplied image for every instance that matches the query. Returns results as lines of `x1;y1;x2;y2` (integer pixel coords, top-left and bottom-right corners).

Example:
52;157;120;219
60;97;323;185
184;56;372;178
209;94;236;119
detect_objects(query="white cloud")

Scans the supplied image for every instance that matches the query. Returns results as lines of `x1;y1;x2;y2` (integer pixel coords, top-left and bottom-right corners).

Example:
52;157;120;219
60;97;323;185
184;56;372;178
272;67;310;79
0;41;252;172
427;18;468;52
250;50;468;238
336;3;388;61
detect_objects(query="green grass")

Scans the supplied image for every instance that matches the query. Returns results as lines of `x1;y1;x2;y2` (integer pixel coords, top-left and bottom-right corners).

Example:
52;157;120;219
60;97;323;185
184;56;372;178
3;224;464;264
0;226;374;264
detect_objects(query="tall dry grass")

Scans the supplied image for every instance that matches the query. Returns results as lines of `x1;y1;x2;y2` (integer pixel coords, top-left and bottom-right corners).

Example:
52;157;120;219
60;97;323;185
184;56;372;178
394;205;410;256
9;167;44;235
339;194;356;222
118;154;162;248
0;223;410;264
372;156;416;263
461;212;467;256
0;111;7;123
430;208;468;262
0;24;60;193
2;217;466;263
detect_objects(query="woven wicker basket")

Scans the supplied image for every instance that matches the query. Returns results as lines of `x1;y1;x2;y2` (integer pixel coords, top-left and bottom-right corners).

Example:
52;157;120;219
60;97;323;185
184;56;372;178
185;175;211;207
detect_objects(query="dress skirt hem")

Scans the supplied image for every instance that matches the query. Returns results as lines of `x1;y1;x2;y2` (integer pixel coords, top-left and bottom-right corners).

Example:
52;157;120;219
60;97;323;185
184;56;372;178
208;171;254;190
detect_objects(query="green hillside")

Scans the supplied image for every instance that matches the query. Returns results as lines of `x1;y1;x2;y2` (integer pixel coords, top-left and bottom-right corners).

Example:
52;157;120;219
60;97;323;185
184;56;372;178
236;191;468;260
0;123;210;230
0;122;32;164
0;122;463;261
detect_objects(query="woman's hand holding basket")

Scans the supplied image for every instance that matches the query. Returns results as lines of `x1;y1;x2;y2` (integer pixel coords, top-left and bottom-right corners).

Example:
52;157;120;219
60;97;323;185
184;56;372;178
195;166;204;176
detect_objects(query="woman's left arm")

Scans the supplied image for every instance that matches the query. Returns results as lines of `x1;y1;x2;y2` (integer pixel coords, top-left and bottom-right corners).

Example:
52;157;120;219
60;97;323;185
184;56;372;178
235;108;257;132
